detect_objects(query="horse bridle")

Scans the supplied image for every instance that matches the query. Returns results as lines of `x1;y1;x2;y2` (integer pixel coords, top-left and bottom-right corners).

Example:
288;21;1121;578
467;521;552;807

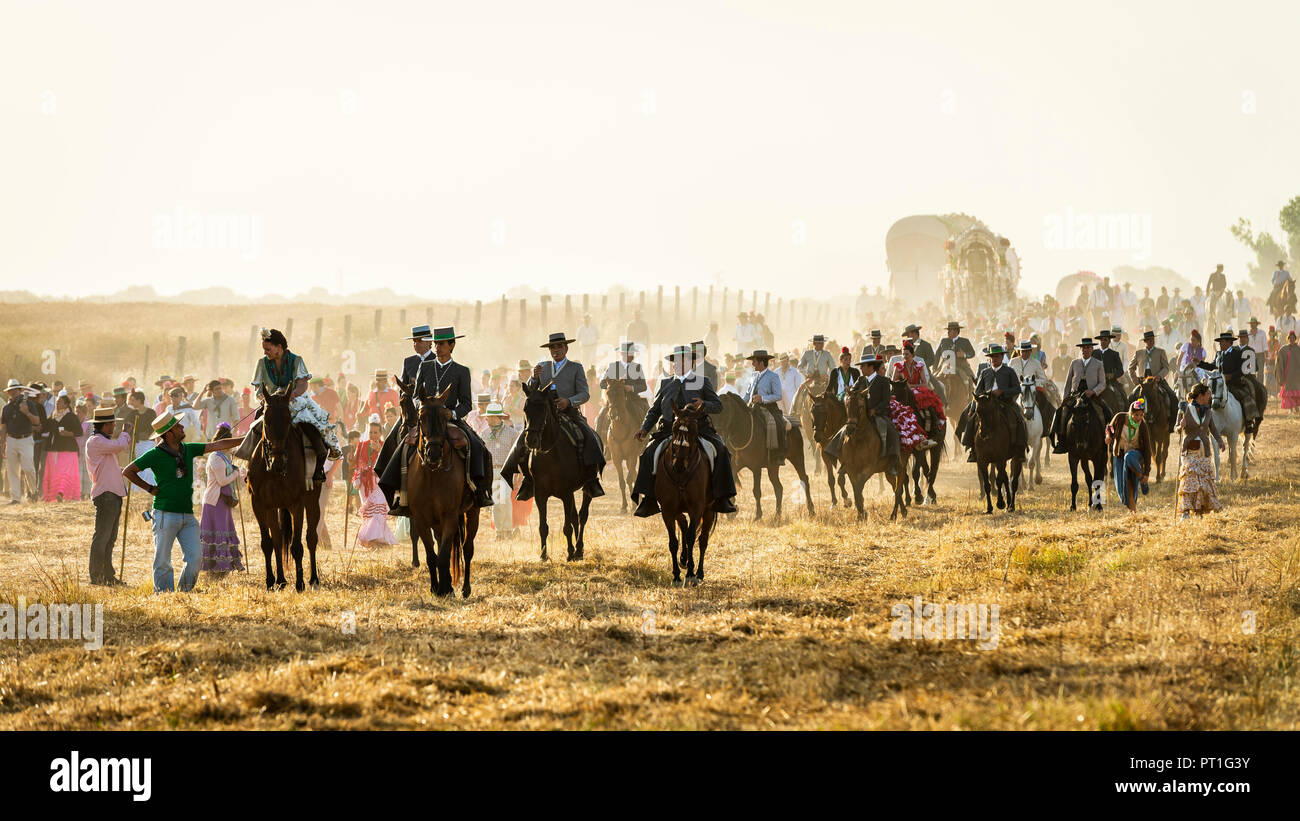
665;414;703;490
261;393;293;475
523;394;558;455
417;404;450;471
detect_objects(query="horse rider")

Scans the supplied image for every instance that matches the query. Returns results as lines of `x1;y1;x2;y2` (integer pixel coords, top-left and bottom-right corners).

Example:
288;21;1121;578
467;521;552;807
797;334;835;386
236;327;343;484
1095;329;1126;405
1194;331;1261;435
824;346;859;403
1126;329;1179;422
372;323;437;504
499;331;607;500
863;330;887;359
1235;328;1269;431
936;321;976;382
836;351;900;476
1206;264;1228;322
630;344;737;517
376;326;495;509
1009;340;1054;425
1050;336;1111;453
691;340;720;391
741;349;786;461
958;344;1027;462
902;324;936;371
596;340;648;443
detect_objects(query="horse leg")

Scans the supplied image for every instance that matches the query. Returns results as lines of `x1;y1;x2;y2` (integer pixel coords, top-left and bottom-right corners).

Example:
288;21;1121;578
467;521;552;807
562;492;578;562
751;467;763;521
838;464;850;507
769;464;784;522
434;519;455;598
1008;461;1021;512
617;453;629;514
851;475;868;521
1240;432;1250;481
417;521;437;594
995;462;1007;510
1069;455;1079;511
537;496;549;562
575;492;591;559
258;518;276;591
926;450;939;504
662;507;681;583
823;452;838;506
273;510;288;589
980;461;994;514
411;528;420;568
462;511;478;598
679;514;695;581
305;500;320;589
696;509;714;581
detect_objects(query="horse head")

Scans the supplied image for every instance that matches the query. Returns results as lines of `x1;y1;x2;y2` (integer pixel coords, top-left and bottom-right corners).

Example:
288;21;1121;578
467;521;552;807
668;401;703;474
416;383;453;469
521;380;557;451
1019;377;1038;415
843;384;865;435
259;384;293;477
395;376;418;430
1202;371;1227;409
810;394;828;440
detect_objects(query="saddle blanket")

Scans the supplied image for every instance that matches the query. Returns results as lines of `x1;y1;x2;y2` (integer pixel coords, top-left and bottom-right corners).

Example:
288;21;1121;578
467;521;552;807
653;437;717;474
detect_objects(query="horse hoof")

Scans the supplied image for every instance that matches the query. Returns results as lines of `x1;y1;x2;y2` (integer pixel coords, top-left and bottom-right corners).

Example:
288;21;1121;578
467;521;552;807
1034;475;1042;485
996;499;1006;510
295;581;305;593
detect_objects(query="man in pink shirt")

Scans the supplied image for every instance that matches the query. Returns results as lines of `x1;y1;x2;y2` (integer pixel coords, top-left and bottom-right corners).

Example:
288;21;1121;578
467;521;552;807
85;405;130;585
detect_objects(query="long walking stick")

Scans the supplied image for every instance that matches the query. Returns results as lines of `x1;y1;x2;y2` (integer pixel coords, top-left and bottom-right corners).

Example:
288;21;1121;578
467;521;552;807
234;472;249;572
119;424;138;581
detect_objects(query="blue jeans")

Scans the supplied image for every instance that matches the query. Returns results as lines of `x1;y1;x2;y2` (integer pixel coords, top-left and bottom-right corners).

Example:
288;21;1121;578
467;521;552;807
1112;450;1147;505
152;511;201;593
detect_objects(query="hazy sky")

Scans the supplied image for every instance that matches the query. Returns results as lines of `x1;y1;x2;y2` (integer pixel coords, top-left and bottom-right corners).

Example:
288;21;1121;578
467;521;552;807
3;0;1296;300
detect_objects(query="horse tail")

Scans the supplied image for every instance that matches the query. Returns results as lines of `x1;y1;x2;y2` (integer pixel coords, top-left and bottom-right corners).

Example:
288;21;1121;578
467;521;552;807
279;508;293;565
449;512;466;591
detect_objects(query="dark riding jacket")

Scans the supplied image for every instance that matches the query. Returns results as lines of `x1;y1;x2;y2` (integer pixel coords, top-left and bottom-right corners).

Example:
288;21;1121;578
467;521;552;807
641;375;722;435
975;362;1019;401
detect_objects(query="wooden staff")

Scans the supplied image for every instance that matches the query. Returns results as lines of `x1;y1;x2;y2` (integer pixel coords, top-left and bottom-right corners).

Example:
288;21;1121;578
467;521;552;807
119;422;139;581
234;466;249;572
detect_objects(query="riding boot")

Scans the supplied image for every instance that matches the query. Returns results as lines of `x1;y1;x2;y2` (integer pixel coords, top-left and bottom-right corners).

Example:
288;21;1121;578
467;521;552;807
300;424;328;484
583;464;605;498
1050;406;1069;454
712;496;738;513
961;418;977;462
633;496;660;517
516;459;534;501
473;452;494;507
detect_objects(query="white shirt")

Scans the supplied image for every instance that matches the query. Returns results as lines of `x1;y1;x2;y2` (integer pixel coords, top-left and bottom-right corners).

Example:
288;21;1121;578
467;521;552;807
1247;328;1267;353
577;324;598;346
1273;268;1292;287
776;366;803;412
1278;315;1298;336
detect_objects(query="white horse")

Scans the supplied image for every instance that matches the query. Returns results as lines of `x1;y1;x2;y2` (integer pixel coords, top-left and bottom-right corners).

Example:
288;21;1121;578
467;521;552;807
1203;371;1249;481
1018;377;1045;489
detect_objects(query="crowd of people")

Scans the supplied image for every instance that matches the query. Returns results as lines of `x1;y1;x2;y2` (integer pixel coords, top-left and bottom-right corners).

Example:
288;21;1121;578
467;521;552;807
3;264;1297;591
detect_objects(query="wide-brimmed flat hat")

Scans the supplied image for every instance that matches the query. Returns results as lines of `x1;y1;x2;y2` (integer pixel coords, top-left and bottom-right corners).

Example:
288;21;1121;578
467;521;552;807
618;341;636;352
986;344;1008;356
484;402;509;419
1215;331;1236;342
869;329;882;338
475;393;490;403
1017;341;1034;350
431;326;464;342
857;350;883;367
1096;329;1114;339
182;374;197;383
745;349;773;362
1142;330;1156;340
665;345;695;361
1237;328;1250;338
945;321;963;331
112;386;129;397
1249;316;1260;324
151;412;184;439
406;324;434;341
374;368;389;378
903;324;922;335
540;331;575;348
5;378;23;392
154;374;173;386
91;405;117;424
810;334;826;343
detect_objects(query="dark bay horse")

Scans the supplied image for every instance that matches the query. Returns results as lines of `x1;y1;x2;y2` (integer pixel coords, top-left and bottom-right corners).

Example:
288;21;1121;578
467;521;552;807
655;403;717;585
1137;376;1172;483
809;393;850;507
520;381;593;561
841;386;907;520
716;392;813;521
400;378;479;597
893;379;942;506
1059;393;1108;511
603;386;648;513
245;386;322;591
971;393;1024;514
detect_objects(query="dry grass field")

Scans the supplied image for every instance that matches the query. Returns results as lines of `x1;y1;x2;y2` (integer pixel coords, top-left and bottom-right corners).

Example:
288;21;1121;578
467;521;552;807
3;409;1299;731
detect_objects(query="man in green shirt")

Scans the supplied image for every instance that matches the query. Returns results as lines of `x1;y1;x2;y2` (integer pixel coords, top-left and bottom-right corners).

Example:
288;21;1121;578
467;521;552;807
123;411;245;593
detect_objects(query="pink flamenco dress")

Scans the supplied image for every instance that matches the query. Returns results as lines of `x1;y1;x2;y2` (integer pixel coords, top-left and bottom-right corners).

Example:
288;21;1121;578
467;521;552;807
896;360;947;427
351;440;397;549
887;397;928;454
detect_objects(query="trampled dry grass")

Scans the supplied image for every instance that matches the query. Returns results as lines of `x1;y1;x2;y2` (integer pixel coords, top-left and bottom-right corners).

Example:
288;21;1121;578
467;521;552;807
2;415;1299;730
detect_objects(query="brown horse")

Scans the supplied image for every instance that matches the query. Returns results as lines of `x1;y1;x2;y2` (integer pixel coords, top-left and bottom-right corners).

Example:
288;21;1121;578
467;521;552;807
893;379;942;506
716;392;813;520
971;393;1024;514
1137;376;1172;483
519;381;593;561
936;352;973;462
792;374;827;474
398;378;479;597
841;386;908;520
603;385;648;513
1059;393;1107;511
245;386;323;591
809;393;850;507
655;402;717;585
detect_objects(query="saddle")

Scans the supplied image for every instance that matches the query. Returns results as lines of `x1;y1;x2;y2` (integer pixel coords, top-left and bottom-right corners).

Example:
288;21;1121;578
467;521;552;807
237;420;325;491
652;438;717;473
